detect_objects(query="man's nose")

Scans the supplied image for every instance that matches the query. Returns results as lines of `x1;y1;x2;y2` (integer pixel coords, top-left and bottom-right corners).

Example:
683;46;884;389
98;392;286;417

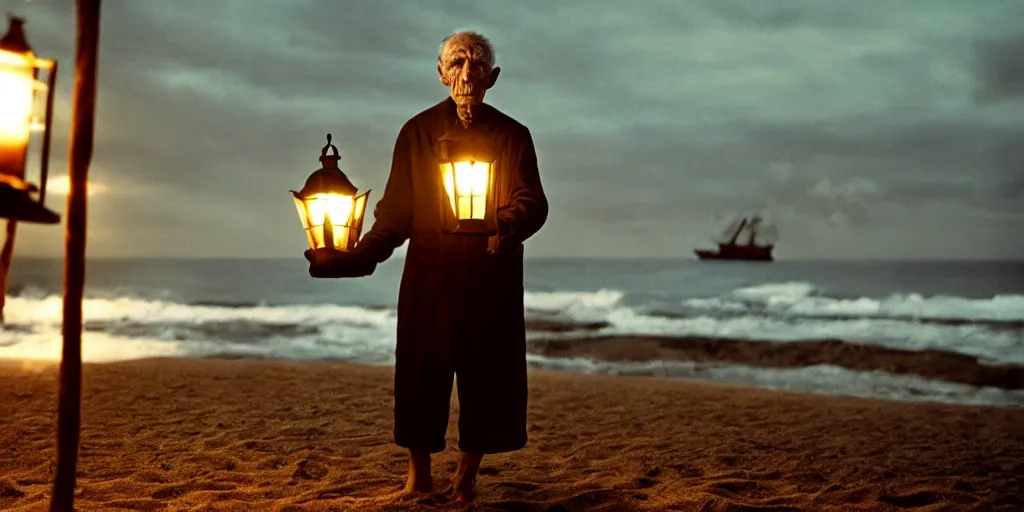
459;63;472;81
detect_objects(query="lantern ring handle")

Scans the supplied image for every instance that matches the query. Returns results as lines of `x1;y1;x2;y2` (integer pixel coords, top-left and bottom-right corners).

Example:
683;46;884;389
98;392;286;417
321;133;340;158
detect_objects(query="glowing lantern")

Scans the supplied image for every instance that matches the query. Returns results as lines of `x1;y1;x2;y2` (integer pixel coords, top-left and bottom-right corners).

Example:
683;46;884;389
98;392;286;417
0;15;58;224
291;134;370;255
437;128;498;235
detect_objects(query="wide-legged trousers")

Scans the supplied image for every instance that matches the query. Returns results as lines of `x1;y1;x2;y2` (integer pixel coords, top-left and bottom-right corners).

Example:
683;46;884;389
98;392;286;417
392;243;528;454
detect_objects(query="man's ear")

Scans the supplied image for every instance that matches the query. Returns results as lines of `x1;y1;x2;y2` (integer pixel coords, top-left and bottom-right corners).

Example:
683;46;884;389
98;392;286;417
438;61;451;86
486;67;501;89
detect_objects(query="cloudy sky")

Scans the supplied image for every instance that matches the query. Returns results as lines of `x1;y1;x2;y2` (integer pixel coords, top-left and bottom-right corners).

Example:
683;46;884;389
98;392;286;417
8;0;1024;259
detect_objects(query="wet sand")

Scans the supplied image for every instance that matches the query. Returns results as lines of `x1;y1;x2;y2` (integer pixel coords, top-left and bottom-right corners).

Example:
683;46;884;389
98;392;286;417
1;357;1022;511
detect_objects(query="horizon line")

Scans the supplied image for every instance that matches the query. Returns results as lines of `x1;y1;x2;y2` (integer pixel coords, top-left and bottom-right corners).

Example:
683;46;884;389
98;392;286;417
11;255;1024;263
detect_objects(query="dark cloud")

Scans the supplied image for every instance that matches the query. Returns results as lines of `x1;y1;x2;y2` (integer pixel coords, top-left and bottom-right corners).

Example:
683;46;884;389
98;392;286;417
8;0;1024;259
975;33;1024;102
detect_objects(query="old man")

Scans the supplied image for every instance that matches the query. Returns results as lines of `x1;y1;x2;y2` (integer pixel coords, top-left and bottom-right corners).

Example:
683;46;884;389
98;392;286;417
312;31;548;501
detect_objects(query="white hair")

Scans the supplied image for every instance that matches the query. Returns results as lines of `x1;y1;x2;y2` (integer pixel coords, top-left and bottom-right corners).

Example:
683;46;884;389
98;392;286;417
438;30;496;68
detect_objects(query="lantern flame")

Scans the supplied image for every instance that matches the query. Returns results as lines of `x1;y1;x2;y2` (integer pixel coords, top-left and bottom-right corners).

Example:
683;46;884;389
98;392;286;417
311;193;355;228
442;160;491;220
0;49;34;148
292;191;369;252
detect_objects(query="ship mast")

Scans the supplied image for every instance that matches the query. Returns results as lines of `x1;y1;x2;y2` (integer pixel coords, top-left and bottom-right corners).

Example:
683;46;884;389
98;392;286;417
726;217;748;246
745;216;761;246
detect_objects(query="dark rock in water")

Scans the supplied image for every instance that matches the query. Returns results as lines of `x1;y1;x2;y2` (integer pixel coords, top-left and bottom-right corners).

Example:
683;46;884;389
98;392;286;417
525;319;609;333
527;334;1024;391
0;323;34;337
83;319;320;346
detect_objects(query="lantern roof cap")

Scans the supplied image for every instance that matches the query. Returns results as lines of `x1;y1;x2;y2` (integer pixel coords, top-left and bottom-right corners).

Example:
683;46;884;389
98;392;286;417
292;134;358;198
319;132;341;168
0;15;33;55
295;169;358;198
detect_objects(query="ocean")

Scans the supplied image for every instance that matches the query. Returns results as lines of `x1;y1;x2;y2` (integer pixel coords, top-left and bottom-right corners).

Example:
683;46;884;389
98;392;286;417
2;257;1022;407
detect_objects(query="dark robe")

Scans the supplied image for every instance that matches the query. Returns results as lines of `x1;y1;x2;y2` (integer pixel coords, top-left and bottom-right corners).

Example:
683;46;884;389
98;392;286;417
358;97;549;454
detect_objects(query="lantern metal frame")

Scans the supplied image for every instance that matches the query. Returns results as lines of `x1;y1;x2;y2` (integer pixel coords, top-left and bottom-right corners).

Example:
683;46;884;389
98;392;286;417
0;15;59;224
437;128;498;236
290;133;371;256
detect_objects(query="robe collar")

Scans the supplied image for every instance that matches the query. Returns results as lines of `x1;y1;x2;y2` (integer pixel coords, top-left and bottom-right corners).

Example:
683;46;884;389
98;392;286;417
431;97;500;162
438;96;496;127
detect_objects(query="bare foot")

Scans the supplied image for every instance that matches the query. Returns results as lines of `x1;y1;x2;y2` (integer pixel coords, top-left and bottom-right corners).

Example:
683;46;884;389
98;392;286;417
447;452;483;502
402;451;432;495
403;474;432;494
451;480;476;503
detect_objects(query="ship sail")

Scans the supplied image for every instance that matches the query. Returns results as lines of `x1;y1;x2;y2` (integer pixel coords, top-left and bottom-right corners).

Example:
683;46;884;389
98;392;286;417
714;216;746;244
752;222;778;246
737;215;778;247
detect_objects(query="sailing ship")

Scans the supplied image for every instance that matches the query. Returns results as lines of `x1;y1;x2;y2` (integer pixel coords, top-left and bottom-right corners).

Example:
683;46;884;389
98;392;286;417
694;214;778;262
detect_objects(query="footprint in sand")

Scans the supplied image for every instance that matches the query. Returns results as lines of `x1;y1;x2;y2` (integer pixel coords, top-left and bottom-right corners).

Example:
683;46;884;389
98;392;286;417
150;484;190;500
711;479;759;493
292;459;329;480
554;489;622;510
881;489;978;508
0;480;26;498
482;499;541;512
717;454;739;467
498;481;541;492
259;456;287;469
634;477;657;489
669;463;703;478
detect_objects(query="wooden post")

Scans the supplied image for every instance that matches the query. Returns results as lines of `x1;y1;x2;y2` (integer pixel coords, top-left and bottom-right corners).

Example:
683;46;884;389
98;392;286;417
0;220;17;323
50;1;101;510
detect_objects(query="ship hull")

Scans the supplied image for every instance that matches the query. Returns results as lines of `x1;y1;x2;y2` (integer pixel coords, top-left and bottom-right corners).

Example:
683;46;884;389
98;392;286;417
694;246;774;262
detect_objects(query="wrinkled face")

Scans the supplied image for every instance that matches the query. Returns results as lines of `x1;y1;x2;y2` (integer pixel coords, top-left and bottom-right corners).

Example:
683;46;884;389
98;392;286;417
438;36;495;109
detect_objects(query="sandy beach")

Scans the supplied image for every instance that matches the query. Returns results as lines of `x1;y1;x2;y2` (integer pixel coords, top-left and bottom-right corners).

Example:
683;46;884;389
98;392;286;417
1;357;1022;511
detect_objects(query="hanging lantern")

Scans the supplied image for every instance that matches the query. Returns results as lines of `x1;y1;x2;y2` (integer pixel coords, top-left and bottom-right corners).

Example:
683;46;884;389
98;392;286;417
291;133;370;256
437;128;498;236
0;15;58;224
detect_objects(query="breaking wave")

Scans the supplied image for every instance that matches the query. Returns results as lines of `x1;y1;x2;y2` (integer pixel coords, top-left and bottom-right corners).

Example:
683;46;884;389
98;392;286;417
2;281;1022;406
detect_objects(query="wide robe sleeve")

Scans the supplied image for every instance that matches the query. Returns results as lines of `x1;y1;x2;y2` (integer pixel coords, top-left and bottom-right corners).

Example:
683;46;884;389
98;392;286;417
495;127;549;251
358;126;414;263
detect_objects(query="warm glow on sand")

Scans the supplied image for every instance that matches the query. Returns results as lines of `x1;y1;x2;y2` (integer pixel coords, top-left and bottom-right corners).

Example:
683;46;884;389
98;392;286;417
0;358;1020;510
14;358;57;374
45;174;108;196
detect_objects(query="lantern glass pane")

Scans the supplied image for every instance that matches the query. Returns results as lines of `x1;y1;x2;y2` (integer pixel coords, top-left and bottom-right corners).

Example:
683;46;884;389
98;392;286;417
352;192;368;225
309;225;326;250
472;196;486;219
441;162;457;215
0;49;34;148
292;195;316;250
305;227;318;250
327;222;346;250
442;160;491;220
298;192;355;250
292;195;310;228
